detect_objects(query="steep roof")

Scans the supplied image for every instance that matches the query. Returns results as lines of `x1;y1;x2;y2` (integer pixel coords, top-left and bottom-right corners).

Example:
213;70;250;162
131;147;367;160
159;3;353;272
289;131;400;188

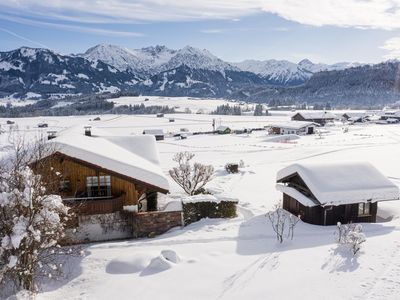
276;162;399;206
49;127;169;192
293;111;336;120
216;125;230;131
270;121;317;130
143;129;164;135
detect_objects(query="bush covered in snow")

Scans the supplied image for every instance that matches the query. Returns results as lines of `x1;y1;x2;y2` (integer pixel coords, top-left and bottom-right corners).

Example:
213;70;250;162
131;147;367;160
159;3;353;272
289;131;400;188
335;222;366;255
169;152;214;196
0;139;74;294
182;195;237;225
225;163;239;174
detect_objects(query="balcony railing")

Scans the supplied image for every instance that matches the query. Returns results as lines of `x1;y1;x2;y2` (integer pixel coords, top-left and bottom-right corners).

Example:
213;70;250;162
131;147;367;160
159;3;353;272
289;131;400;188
64;195;124;215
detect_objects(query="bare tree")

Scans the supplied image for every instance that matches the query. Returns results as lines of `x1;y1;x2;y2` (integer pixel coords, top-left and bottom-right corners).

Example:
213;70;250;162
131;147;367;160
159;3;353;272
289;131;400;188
0;137;76;294
335;222;366;255
169;152;214;195
267;207;300;243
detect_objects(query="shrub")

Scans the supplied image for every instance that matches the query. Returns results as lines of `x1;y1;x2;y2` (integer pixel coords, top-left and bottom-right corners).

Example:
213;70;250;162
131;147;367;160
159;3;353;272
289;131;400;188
335;222;366;255
169;152;214;195
267;208;300;243
183;201;237;225
225;163;239;174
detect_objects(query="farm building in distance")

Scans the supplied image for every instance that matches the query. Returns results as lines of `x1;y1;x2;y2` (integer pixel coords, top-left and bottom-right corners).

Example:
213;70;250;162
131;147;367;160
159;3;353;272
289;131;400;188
379;110;400;121
342;112;370;123
291;111;336;125
276;162;399;225
216;125;231;134
143;129;165;141
269;121;317;135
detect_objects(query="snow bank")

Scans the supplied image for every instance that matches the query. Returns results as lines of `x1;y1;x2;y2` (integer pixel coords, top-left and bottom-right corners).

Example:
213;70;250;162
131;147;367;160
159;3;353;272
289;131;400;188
106;253;154;274
265;134;299;143
162;200;183;212
141;250;180;276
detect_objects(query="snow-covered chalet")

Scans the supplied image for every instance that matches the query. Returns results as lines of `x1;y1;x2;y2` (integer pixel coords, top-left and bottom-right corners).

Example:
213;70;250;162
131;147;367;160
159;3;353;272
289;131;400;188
33;126;182;243
276;162;399;225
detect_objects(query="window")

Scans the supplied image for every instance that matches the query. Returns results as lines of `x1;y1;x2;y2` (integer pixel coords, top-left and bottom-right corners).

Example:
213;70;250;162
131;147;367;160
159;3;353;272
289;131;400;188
86;175;111;197
358;202;370;216
59;179;71;192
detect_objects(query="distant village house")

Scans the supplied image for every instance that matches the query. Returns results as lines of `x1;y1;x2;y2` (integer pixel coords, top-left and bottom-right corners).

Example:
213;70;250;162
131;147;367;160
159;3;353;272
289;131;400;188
291;111;335;126
143;129;165;141
269;121;317;135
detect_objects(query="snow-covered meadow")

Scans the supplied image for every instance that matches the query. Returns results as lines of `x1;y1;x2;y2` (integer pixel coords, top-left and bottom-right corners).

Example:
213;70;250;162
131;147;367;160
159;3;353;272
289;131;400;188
1;104;400;300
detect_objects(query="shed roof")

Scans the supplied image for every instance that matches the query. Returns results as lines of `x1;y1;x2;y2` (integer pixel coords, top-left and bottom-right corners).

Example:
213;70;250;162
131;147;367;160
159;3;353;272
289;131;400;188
293;111;336;120
276;162;399;206
216;125;230;131
143;129;164;135
269;121;317;130
50;127;169;192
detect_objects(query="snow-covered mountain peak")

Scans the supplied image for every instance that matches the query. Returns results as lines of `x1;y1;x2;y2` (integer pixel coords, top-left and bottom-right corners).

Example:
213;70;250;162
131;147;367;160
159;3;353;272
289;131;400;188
235;57;361;85
163;45;238;72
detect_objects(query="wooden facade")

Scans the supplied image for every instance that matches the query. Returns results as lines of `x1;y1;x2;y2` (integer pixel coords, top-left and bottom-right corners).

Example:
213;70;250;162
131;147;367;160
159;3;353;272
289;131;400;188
279;173;378;225
34;152;166;215
283;194;377;225
291;113;334;126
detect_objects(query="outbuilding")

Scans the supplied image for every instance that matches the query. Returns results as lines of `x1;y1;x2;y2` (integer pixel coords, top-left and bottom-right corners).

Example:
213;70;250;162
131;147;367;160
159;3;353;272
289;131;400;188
143;129;165;141
216;125;231;134
269;121;317;135
276;162;399;225
291;111;336;125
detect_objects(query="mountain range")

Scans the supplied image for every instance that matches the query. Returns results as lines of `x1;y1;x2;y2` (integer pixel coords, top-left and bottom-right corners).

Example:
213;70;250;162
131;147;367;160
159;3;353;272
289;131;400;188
0;44;399;107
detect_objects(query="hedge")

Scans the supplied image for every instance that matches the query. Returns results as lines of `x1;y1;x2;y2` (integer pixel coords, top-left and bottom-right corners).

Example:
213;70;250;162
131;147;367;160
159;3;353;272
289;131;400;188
182;201;237;225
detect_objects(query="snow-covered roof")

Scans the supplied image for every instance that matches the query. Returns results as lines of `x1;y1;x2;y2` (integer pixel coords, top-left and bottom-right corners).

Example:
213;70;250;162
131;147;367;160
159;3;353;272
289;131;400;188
275;184;319;207
269;121;317;130
49;126;169;192
216;125;230;131
143;129;164;135
293;111;336;120
343;112;369;119
276;162;399;206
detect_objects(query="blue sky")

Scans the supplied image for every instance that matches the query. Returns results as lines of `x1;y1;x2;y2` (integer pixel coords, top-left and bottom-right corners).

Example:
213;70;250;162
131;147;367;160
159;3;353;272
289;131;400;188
1;0;400;64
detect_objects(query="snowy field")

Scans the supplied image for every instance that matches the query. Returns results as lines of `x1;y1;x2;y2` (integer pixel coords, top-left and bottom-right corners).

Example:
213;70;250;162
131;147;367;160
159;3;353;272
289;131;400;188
2;109;400;300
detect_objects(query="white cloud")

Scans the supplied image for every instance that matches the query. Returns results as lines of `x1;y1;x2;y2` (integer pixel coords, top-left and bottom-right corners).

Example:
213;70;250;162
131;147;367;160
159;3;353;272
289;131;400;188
381;37;400;60
2;0;400;30
0;27;48;48
0;14;143;37
200;29;225;34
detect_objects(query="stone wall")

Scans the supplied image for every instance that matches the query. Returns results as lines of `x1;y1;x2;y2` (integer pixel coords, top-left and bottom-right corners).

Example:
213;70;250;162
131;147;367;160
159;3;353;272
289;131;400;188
66;210;183;243
67;211;133;243
132;211;183;238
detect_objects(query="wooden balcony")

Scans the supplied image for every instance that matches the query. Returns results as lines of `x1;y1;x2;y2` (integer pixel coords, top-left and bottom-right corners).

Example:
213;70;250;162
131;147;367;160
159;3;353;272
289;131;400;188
63;195;124;215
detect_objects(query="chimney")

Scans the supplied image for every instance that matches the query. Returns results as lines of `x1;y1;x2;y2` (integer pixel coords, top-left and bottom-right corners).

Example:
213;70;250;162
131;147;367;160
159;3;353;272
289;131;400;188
47;130;57;140
84;126;92;136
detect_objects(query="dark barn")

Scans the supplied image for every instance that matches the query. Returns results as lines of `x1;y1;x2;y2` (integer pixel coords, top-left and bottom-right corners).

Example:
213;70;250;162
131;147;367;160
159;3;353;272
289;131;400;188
276;162;399;225
291;111;336;126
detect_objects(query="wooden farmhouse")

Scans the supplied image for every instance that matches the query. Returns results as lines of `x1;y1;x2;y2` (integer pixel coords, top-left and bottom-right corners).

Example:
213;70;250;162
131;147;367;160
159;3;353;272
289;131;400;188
269;121;317;135
33;126;183;242
276;162;399;225
291;111;336;125
342;112;370;123
379;110;400;121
